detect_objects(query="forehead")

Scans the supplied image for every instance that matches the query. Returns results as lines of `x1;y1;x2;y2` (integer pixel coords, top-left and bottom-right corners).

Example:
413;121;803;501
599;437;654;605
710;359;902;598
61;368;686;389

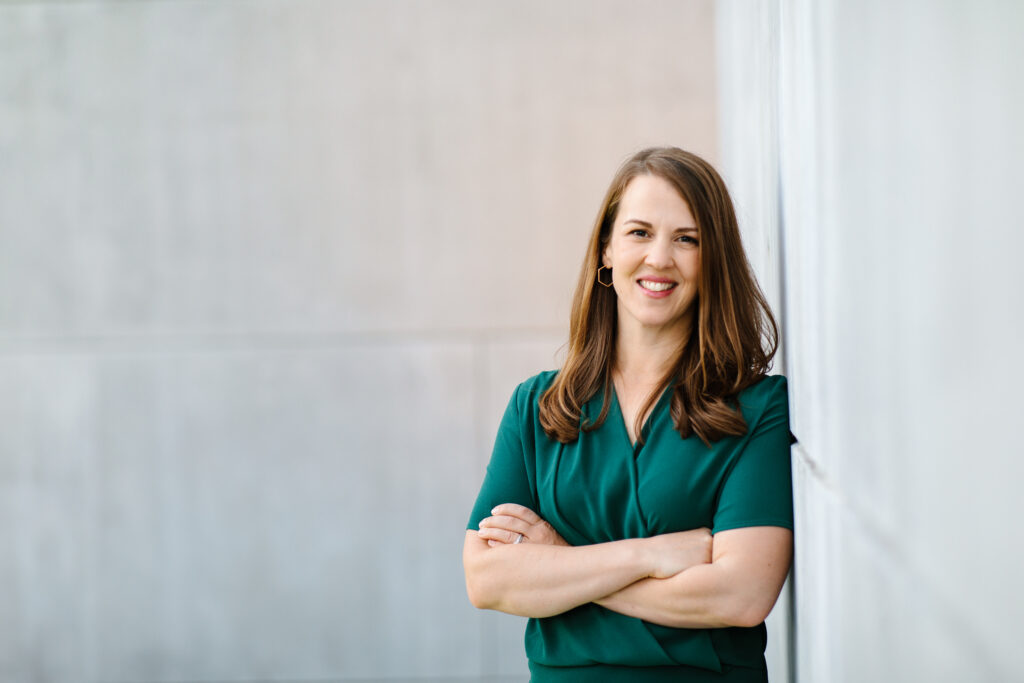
617;174;696;226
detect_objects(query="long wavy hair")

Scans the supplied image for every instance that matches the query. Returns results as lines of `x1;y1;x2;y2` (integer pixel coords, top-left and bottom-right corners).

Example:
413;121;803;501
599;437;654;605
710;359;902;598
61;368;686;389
538;147;778;446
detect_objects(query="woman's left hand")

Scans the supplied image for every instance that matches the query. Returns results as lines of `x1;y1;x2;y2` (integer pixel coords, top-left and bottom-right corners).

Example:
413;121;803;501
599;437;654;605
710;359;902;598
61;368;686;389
477;503;571;547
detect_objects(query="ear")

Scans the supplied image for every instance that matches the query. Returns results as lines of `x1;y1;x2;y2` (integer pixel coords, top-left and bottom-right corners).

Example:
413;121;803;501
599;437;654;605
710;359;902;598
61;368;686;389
601;245;611;269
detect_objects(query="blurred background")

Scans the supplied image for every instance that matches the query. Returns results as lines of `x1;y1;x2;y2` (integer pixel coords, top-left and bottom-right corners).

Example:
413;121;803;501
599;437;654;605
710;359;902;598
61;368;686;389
2;1;1022;682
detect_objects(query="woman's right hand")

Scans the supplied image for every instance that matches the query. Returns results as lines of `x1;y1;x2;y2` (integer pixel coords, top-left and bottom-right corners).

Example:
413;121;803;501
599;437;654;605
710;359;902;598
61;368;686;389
477;503;571;547
643;528;713;579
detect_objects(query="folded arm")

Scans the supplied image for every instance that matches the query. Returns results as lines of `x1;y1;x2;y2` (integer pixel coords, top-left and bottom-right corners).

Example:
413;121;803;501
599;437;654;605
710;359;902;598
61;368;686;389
594;526;793;628
469;505;791;628
463;530;651;617
462;504;712;618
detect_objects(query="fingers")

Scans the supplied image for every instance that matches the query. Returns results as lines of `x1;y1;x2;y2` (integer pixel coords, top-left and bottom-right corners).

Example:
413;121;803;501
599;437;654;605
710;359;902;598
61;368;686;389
477;526;525;545
478;504;554;547
478;515;532;536
490;503;542;524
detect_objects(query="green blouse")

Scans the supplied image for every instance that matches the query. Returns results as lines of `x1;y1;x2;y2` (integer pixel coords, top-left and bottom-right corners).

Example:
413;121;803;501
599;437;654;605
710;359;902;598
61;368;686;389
467;371;793;682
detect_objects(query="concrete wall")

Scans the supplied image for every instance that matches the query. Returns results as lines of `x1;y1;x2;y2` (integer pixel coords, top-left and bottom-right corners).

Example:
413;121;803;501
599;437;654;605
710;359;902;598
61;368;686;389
0;1;718;681
717;1;1024;681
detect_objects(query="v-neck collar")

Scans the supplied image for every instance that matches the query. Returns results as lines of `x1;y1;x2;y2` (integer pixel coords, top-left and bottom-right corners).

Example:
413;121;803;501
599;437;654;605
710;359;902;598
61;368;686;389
609;383;673;453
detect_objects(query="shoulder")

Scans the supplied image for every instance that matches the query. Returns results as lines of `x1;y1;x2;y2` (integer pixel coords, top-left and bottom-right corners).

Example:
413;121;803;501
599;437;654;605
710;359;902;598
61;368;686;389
738;374;787;402
737;374;788;423
511;369;560;406
498;370;559;432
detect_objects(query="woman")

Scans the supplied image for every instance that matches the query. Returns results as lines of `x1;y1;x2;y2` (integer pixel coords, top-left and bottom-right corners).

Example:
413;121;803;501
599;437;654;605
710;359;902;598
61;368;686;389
463;147;793;682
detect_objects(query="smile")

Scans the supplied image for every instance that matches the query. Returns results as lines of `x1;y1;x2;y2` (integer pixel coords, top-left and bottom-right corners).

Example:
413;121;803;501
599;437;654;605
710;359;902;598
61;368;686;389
638;279;677;292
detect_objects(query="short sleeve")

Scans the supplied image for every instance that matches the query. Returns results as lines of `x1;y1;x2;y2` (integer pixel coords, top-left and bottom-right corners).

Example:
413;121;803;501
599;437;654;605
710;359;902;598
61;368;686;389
466;382;538;530
712;376;794;534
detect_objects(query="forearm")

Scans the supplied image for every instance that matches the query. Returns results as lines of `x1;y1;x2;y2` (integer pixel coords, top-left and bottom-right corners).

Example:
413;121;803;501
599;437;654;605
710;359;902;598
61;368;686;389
595;563;742;628
463;533;652;618
595;528;793;629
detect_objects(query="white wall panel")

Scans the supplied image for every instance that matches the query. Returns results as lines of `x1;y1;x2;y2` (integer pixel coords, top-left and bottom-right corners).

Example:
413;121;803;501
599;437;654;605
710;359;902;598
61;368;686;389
837;495;1004;683
790;450;841;683
715;0;782;319
719;1;1024;681
715;4;792;680
776;0;835;472
825;2;1024;678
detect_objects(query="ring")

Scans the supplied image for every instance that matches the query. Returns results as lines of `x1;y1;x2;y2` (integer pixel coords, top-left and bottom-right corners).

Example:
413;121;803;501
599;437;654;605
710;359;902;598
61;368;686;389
514;533;524;544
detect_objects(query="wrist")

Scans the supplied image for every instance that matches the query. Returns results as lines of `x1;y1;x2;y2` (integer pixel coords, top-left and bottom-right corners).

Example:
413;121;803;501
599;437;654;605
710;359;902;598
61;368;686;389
624;537;655;579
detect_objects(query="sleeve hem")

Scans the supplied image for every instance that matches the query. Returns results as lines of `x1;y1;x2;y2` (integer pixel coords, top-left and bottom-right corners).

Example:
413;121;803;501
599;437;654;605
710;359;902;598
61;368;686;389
712;518;794;534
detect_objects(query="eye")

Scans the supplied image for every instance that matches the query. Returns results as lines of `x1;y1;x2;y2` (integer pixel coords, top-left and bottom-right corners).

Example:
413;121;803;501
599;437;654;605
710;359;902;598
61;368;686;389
628;228;649;238
676;235;699;245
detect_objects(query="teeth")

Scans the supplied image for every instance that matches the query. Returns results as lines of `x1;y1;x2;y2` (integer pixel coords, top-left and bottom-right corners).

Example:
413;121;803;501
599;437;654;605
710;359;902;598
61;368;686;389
639;280;676;292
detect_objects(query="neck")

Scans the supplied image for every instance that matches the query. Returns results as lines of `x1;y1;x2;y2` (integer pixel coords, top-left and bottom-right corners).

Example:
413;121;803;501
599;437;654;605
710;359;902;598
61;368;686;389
613;314;693;386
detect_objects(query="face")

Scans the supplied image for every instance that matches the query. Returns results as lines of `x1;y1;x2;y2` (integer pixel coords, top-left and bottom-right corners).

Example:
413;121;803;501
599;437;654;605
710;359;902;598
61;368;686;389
601;174;701;337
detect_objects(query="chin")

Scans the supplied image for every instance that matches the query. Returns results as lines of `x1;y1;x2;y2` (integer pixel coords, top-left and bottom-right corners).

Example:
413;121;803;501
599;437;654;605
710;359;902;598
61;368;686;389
636;316;683;330
636;308;694;330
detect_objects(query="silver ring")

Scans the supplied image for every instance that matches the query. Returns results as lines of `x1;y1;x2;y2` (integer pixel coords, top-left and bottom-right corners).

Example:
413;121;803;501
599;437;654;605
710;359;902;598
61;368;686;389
514;533;524;544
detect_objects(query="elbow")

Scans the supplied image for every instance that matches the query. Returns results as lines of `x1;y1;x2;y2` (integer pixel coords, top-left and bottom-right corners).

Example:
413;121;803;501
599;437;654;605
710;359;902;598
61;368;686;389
465;566;535;616
463;555;497;610
720;595;776;628
709;568;787;627
466;586;489;610
465;576;495;610
729;606;769;629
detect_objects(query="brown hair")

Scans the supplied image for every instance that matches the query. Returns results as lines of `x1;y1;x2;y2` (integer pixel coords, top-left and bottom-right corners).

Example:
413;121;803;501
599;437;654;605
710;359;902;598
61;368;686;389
538;147;778;446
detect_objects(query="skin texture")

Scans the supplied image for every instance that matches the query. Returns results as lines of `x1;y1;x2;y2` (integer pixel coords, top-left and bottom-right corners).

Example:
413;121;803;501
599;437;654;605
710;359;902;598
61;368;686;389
466;505;792;628
601;174;702;444
465;505;716;620
602;174;701;340
463;175;793;628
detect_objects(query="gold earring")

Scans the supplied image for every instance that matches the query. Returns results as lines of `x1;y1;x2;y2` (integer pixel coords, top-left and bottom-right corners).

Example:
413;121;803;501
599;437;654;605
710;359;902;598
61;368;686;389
597;265;613;287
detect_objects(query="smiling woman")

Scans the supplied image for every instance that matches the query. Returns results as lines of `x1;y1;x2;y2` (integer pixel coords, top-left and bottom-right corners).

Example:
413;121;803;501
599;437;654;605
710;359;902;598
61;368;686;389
600;174;703;436
463;147;792;683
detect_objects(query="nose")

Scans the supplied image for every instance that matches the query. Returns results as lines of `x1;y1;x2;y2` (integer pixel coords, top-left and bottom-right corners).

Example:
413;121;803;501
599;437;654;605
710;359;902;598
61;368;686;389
644;235;674;269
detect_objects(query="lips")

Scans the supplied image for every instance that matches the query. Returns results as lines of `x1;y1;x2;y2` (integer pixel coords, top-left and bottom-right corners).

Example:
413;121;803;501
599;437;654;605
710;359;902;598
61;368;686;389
638;279;677;292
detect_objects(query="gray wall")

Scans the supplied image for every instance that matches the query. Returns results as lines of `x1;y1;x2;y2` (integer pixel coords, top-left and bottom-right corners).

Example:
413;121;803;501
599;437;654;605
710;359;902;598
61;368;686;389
717;1;1024;681
0;1;718;681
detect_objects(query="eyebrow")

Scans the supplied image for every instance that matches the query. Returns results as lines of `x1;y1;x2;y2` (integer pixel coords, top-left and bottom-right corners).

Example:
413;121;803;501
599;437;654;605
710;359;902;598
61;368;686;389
623;219;698;232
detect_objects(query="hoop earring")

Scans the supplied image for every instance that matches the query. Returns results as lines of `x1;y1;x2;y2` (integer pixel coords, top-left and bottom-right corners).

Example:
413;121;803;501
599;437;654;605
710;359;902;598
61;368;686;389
597;266;613;288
